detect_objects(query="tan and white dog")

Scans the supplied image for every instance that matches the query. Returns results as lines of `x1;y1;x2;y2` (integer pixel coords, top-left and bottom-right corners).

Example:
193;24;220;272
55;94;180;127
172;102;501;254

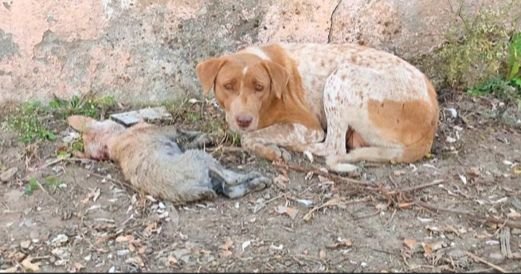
196;43;439;172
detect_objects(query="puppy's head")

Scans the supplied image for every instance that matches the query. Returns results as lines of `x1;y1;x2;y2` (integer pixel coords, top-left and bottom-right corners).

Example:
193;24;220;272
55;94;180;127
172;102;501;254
195;51;288;133
67;115;125;160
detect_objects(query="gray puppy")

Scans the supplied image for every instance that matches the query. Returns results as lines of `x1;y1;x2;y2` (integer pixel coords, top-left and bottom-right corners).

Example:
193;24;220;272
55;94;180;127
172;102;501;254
67;115;271;205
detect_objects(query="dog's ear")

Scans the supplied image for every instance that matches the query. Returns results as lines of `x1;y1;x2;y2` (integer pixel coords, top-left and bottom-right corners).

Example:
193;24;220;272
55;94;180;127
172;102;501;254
196;57;227;96
67;115;97;132
261;61;289;99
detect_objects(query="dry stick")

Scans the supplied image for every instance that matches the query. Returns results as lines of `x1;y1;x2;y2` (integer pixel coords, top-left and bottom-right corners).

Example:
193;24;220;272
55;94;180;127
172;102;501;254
465;251;507;273
415;201;521;229
303;196;370;221
386;179;444;195
273;162;374;187
274;162;444;195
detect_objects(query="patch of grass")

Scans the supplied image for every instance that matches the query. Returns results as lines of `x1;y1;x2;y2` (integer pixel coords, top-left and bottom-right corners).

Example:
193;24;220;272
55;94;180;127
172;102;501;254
44;176;62;191
6;94;116;144
24;178;40;195
49;94;116;119
6;102;57;143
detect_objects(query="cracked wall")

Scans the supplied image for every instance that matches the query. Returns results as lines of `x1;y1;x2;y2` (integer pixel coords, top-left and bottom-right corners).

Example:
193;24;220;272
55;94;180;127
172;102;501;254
0;0;519;106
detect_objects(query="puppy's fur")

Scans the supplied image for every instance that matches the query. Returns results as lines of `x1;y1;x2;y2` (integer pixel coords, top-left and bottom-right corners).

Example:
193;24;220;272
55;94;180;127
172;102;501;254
196;43;439;172
68;115;271;204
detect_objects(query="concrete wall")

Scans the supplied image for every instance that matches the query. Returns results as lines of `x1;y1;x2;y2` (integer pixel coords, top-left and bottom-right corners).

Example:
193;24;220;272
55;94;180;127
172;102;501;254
0;0;519;105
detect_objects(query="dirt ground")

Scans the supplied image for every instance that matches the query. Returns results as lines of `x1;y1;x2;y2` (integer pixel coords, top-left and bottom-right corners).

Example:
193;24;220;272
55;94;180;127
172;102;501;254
1;91;521;273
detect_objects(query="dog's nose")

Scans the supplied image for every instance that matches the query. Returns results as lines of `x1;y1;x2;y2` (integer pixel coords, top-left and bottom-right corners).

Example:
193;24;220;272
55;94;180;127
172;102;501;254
236;115;253;128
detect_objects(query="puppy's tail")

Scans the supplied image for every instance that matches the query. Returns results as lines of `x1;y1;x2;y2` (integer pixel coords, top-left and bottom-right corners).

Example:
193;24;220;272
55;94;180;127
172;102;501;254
67;115;97;132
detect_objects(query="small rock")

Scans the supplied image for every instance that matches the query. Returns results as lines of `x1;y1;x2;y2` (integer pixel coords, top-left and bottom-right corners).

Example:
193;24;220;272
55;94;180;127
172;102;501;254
488;252;505;263
51;247;70;260
55;259;68;266
83;254;91;262
108;266;116;273
0;167;18;182
51;234;69;246
117;249;130;257
20;240;31;249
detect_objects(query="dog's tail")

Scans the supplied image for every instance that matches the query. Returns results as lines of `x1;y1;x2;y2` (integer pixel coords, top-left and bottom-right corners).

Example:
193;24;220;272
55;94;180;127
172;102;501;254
67;115;97;132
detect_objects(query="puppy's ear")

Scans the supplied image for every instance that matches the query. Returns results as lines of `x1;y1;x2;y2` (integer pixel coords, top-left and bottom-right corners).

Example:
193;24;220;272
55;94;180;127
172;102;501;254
261;61;289;99
195;57;227;96
67;115;97;132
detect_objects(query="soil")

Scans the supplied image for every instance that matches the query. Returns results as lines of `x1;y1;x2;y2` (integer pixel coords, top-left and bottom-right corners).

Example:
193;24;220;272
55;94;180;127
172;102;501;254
1;92;521;272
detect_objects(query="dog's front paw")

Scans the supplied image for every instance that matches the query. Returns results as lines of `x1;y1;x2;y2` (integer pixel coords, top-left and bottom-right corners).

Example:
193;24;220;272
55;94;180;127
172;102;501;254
326;155;359;173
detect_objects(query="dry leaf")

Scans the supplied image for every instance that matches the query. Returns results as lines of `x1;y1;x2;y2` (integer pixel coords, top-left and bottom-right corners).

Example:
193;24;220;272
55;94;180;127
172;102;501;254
422;241;444;257
275;205;299;219
116;235;134;243
21;256;40;272
219;238;234;257
398;202;413;209
273;174;289;189
319;249;326;259
403;239;417;250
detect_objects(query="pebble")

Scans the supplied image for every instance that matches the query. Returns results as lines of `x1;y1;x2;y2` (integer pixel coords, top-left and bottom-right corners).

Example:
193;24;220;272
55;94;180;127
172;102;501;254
20;240;31;249
0;167;18;182
488;252;505;263
117;249;130;257
52;247;70;260
51;234;69;246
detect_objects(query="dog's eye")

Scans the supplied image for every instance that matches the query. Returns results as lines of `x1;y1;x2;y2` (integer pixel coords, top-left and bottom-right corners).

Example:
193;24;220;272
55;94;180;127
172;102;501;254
224;83;233;90
254;84;264;91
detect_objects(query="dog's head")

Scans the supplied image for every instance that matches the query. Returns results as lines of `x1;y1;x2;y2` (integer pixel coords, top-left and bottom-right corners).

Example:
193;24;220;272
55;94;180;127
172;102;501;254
195;51;288;132
67;115;126;160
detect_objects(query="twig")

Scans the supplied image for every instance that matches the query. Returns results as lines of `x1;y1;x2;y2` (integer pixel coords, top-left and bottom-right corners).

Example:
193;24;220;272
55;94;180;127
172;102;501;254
415;201;521;229
500;227;513;259
303;196;370;221
465;251;507;273
273;162;373;187
34;178;57;202
386;179;444;195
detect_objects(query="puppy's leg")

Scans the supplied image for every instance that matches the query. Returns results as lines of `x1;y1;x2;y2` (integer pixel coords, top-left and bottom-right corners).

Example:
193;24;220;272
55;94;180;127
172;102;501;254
208;166;271;199
241;123;324;162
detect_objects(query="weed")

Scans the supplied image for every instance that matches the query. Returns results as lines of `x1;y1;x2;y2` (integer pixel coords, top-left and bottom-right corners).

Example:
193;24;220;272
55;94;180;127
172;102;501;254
24;178;40;195
6;94;116;144
49;94;116;119
44;176;62;191
6;102;57;143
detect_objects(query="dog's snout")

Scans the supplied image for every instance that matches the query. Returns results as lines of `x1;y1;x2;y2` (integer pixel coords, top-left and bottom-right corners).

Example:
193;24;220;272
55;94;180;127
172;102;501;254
236;115;253;128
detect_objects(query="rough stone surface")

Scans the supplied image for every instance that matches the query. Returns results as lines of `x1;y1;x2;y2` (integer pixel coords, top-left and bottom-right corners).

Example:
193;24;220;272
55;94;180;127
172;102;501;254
0;0;519;105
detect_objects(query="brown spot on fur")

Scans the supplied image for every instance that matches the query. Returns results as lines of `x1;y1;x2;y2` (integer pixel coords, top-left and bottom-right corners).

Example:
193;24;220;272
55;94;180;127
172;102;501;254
367;77;438;163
